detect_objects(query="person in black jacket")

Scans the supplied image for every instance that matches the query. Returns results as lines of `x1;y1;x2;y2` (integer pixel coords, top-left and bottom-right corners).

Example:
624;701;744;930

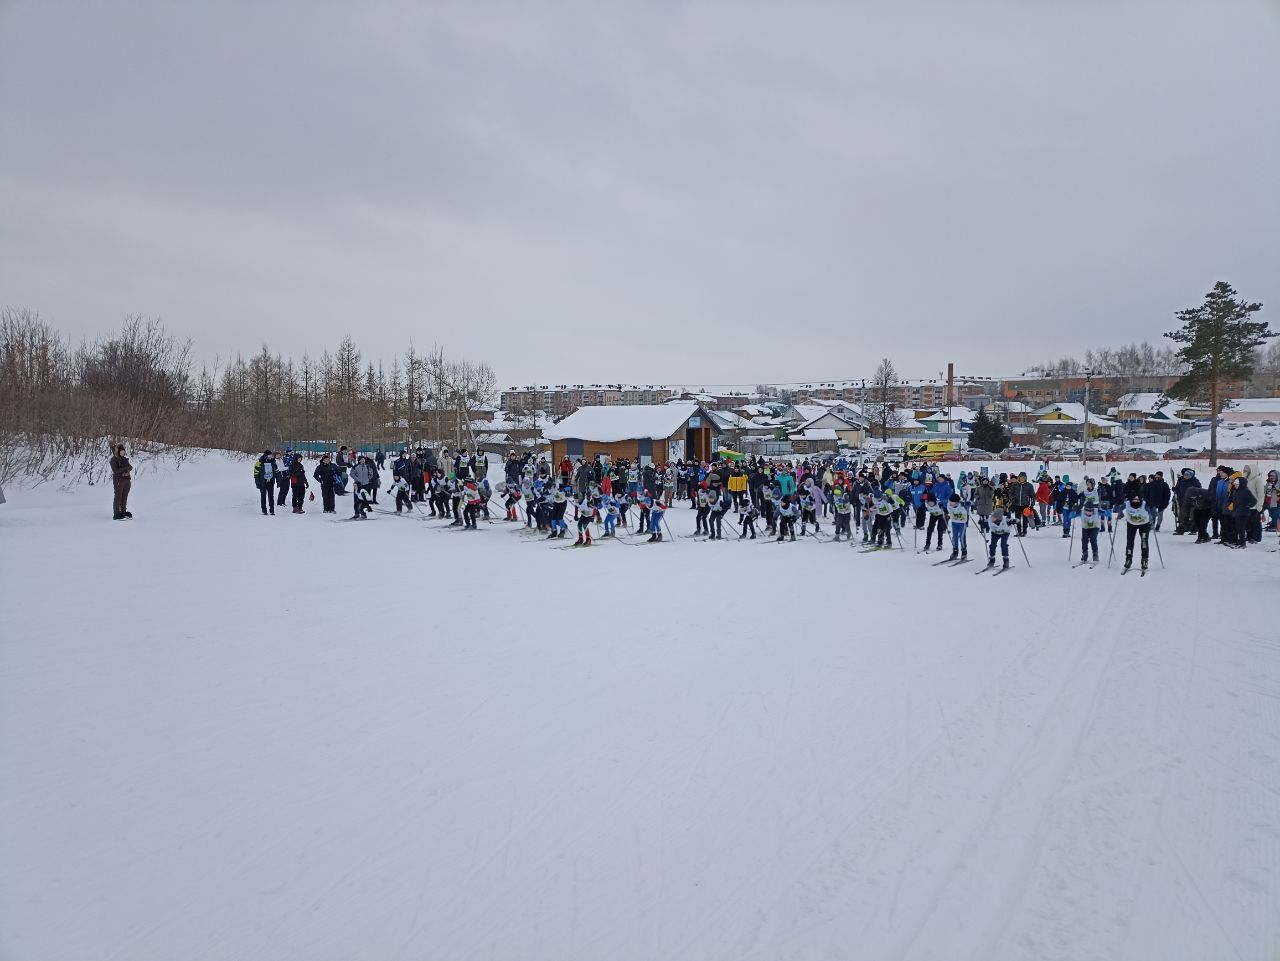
110;444;133;520
1145;470;1172;531
1123;473;1143;502
1172;468;1201;534
253;450;278;516
1007;472;1036;536
313;454;338;513
275;449;293;508
288;455;309;513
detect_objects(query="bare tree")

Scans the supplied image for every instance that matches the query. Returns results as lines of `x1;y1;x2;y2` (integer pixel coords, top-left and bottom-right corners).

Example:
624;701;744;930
866;357;899;442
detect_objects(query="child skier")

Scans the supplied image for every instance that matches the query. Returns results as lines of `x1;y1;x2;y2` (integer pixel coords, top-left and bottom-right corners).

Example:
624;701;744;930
708;487;729;540
462;480;482;529
737;497;759;539
601;494;619;538
695;487;711;535
923;493;946;552
1122;495;1152;572
986;507;1012;569
388;474;412;513
574;493;594;545
831;487;852;542
776;494;798;542
947;493;969;560
647;495;666;542
1078;495;1101;564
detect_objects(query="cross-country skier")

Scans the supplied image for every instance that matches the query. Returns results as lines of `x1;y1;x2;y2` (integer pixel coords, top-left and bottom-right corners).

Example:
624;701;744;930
1122;494;1152;572
923;493;946;552
985;507;1012;569
946;494;968;560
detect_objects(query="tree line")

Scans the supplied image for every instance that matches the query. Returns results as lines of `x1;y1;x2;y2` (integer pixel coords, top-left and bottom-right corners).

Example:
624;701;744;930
0;308;497;484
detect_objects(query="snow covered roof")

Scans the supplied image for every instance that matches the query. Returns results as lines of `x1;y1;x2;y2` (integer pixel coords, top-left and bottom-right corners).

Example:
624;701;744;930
1114;392;1165;414
798;410;863;431
709;410;754;430
920;405;978;423
1035;402;1089;419
735;404;775;417
989;400;1033;413
1225;397;1280;414
543;402;717;441
789;428;840;441
1035;413;1120;427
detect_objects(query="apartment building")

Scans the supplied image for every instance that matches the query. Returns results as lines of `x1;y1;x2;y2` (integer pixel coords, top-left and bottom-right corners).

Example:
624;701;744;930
501;385;674;418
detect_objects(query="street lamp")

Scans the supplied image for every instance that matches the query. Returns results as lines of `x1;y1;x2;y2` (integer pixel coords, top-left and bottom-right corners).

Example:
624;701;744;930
1081;368;1093;465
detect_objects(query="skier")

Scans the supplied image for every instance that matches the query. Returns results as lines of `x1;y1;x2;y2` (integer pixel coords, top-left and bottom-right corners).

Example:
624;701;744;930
694;486;711;535
388;474;412;513
573;492;594;545
350;456;376;519
830;487;851;542
1059;481;1079;538
110;444;133;520
985;507;1012;569
922;493;946;552
253;449;278;516
737;497;759;540
646;494;667;542
1122;494;1152;572
946;494;969;560
601;494;619;538
1078;490;1101;565
547;485;569;539
776;494;799;542
708;486;729;540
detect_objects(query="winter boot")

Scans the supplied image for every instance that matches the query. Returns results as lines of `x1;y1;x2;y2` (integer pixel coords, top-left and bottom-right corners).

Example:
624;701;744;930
948;549;958;561
585;531;592;545
789;532;796;542
1002;557;1010;570
986;556;996;568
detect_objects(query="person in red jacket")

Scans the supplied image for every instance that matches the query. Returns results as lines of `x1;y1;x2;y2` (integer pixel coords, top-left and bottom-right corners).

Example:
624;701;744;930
1035;477;1053;525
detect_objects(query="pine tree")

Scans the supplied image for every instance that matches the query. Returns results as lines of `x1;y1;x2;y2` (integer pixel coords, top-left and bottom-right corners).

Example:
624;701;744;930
969;406;1009;453
1165;282;1270;466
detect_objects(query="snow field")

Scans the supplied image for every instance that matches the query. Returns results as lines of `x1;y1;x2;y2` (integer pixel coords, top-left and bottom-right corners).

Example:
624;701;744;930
1;452;1277;961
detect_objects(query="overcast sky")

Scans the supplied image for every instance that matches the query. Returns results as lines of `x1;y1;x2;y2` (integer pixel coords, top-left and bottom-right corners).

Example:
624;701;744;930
1;1;1277;388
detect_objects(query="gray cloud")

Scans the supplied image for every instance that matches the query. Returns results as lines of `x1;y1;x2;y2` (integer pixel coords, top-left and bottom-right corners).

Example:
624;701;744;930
2;0;1277;387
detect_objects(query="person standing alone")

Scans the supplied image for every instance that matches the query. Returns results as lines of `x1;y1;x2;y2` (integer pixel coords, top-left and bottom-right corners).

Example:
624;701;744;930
110;444;133;520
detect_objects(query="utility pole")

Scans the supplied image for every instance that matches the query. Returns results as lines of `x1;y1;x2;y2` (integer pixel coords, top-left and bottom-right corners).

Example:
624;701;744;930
1081;368;1092;465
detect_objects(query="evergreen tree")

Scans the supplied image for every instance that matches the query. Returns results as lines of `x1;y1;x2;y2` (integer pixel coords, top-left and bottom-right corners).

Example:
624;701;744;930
1165;282;1270;466
969;406;1009;453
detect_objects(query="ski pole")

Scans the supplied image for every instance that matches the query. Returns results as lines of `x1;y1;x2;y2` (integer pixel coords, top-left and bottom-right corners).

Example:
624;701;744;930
1016;527;1032;568
1067;523;1075;563
1106;521;1118;568
1153;528;1165;569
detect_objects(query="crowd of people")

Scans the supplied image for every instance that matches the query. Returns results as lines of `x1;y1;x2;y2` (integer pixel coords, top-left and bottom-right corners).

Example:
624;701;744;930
107;443;1280;572
235;445;1279;571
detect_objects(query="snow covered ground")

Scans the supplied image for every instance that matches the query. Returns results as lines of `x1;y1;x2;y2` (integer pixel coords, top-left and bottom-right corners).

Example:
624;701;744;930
2;452;1278;961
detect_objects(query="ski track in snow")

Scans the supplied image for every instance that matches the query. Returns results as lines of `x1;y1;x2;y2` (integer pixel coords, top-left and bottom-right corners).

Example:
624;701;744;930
1;452;1278;961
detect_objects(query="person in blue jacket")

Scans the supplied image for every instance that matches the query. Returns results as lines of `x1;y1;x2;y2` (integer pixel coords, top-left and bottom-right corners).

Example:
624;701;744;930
1210;465;1231;540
